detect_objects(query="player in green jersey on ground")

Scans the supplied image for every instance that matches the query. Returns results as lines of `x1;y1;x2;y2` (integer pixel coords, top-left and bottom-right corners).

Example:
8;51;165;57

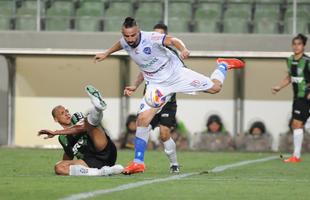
38;85;124;176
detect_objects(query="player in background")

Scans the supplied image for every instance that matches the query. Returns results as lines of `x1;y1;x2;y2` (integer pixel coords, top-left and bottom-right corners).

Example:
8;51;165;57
272;34;310;163
38;85;124;175
126;23;180;173
94;17;245;174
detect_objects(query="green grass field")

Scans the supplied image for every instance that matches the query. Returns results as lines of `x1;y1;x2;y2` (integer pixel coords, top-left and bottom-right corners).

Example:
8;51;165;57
0;148;309;200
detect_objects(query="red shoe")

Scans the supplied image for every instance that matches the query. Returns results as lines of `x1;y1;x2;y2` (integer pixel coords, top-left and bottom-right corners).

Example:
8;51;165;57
284;156;302;163
217;58;245;70
122;161;146;175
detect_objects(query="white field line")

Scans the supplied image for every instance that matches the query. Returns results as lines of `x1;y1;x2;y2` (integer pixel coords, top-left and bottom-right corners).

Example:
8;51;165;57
60;155;278;200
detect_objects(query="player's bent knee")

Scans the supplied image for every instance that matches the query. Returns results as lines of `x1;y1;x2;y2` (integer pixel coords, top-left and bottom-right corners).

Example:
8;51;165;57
206;81;222;94
160;126;171;142
291;119;304;129
136;115;150;127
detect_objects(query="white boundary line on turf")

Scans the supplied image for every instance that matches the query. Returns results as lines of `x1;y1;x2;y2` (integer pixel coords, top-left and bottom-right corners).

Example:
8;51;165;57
60;155;278;200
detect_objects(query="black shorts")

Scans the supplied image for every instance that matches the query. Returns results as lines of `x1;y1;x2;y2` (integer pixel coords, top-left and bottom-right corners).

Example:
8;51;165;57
292;98;310;123
83;139;117;169
150;100;177;129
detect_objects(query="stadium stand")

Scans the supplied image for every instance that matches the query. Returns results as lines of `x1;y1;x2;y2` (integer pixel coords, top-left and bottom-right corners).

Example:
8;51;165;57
253;1;282;34
43;0;74;31
168;0;193;32
75;0;104;31
284;1;310;34
193;0;222;33
103;0;133;31
0;0;309;34
15;0;37;30
223;0;254;33
134;0;163;31
0;0;15;30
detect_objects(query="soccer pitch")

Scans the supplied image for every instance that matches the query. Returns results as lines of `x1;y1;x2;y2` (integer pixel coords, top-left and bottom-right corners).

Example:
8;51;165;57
1;148;309;200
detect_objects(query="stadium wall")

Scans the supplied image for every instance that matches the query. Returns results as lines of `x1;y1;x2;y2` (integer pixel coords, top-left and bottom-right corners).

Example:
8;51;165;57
1;32;309;150
12;55;291;150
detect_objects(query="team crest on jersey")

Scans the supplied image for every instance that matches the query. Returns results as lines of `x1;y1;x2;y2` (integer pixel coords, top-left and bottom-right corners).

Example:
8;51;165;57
140;103;145;110
291;76;304;83
143;47;151;55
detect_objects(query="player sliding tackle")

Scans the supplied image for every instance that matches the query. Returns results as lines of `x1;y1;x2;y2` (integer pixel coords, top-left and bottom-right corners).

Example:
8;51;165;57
94;17;245;175
38;85;123;176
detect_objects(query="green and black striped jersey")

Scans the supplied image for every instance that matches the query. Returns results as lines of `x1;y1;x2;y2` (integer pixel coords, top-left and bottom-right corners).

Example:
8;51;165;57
58;133;94;159
287;54;310;99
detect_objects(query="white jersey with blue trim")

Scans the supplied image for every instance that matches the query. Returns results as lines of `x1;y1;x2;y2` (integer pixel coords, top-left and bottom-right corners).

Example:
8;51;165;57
120;31;183;83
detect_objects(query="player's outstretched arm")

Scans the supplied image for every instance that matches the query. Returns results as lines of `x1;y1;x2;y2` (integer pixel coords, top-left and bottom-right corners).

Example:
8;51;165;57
38;124;87;139
163;35;190;60
94;41;123;63
124;72;144;96
272;71;291;94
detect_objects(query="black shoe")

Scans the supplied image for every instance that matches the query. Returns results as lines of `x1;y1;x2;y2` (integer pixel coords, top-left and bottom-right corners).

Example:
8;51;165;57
170;165;180;173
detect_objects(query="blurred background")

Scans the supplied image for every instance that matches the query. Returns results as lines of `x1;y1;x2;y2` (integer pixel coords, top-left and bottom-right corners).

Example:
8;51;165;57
0;0;310;152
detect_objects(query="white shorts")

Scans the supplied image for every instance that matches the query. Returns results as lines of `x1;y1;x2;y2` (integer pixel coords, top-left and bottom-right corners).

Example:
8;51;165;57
138;67;214;113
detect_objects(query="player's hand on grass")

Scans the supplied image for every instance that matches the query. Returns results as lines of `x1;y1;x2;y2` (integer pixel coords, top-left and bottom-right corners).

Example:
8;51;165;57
271;86;281;94
124;86;137;96
38;129;55;139
94;52;108;63
180;48;190;60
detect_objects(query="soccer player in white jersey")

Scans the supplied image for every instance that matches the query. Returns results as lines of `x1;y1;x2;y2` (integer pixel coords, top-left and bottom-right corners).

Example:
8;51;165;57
94;17;245;175
130;23;181;173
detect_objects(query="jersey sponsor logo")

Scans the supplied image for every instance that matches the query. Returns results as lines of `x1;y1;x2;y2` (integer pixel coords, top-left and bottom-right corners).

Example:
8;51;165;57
291;76;304;83
80;168;88;174
151;35;162;41
134;49;139;54
161;113;169;118
292;61;299;65
190;80;201;87
72;138;85;155
140;57;159;68
143;47;151;55
297;68;303;76
143;64;165;76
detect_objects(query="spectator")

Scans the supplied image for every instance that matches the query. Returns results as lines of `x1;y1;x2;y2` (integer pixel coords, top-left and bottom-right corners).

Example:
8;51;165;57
192;114;234;151
249;121;266;137
171;118;190;150
206;114;226;134
235;121;272;152
279;118;310;153
117;114;137;149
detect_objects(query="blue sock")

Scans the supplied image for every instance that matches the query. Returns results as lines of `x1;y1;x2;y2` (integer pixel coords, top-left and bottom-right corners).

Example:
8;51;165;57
217;63;228;77
134;137;147;163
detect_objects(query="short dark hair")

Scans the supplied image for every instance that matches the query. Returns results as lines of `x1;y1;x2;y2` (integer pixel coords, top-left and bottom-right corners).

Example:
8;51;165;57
126;114;137;128
51;105;63;119
292;33;308;46
206;114;223;132
153;23;168;34
123;17;137;28
249;121;266;135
